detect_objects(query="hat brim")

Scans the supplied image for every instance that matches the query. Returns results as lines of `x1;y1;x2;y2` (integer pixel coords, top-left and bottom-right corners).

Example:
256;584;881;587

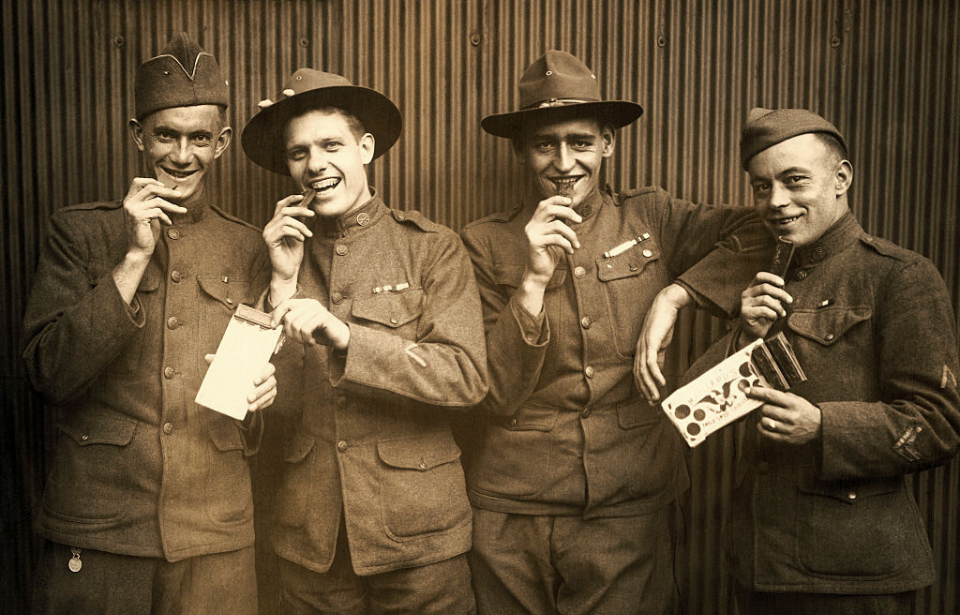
481;101;643;138
242;85;402;175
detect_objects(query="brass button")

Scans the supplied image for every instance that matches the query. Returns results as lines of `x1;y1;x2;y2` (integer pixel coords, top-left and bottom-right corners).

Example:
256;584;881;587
337;440;348;453
336;244;348;256
226;298;234;305
331;291;344;304
357;212;370;226
389;317;399;325
80;434;89;441
584;366;596;378
162;422;174;435
419;460;427;470
171;270;182;283
163;366;175;379
166;317;180;330
812;246;826;261
337;396;348;408
847;491;857;501
167;228;181;240
642;249;653;258
796;270;808;281
580;316;592;329
629;263;639;271
581;408;592;418
509;417;518;427
574;266;586;278
825;333;835;341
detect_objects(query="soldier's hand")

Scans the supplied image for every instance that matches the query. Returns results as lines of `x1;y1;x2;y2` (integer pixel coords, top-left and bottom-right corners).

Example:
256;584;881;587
635;283;692;403
271;298;350;351
747;385;821;445
523;196;582;285
122;177;187;257
740;272;792;345
203;354;277;412
263;193;314;285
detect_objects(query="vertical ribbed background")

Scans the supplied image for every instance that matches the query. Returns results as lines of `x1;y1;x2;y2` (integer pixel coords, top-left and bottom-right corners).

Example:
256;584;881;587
2;1;958;613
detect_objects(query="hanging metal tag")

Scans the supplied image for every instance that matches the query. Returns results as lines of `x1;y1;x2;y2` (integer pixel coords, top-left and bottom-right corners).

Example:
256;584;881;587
68;547;82;573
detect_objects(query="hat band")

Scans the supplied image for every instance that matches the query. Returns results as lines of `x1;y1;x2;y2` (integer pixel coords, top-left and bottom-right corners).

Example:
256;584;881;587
522;97;598;110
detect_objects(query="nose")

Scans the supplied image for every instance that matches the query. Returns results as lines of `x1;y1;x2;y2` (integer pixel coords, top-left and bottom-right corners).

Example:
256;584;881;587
172;137;193;165
553;143;575;173
307;147;328;174
769;182;790;209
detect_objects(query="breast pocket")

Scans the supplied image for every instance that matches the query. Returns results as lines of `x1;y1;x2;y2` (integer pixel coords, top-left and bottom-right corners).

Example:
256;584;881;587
197;276;252;373
596;242;662;359
351;289;424;340
787;306;872;387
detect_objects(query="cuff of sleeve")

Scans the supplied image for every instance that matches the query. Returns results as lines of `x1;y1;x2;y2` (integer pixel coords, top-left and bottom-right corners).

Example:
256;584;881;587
509;296;549;347
104;271;146;329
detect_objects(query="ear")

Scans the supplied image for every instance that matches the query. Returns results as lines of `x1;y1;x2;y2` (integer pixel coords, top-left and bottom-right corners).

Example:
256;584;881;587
835;159;853;196
213;125;233;159
129;118;145;152
359;132;375;165
600;124;616;159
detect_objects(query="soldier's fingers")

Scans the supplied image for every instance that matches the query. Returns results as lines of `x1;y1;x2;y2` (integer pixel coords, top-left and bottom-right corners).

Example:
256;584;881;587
539;234;575;255
542;203;582;225
247;374;277;405
274;194;305;215
753;271;785;287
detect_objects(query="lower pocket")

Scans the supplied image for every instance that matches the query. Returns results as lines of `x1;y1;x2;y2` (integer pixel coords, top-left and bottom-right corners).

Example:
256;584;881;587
378;437;470;540
796;478;915;576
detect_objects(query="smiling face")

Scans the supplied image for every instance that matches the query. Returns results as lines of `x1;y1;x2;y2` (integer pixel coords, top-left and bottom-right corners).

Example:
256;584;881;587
283;108;374;220
517;116;615;207
747;133;853;247
130;104;231;207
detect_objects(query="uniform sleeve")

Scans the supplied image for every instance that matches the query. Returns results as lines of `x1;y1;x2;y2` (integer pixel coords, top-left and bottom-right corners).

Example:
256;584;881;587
648;192;773;317
21;211;146;405
460;224;551;417
328;232;488;408
819;259;960;480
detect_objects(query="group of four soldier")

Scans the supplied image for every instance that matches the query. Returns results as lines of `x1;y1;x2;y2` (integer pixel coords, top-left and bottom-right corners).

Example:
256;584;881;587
23;33;960;615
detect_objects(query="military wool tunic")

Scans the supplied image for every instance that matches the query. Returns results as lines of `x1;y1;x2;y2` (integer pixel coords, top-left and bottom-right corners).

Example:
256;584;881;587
693;213;960;594
22;201;269;561
460;187;767;518
270;194;487;576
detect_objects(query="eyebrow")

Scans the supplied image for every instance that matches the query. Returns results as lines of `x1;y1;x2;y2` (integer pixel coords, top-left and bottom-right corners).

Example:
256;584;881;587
529;132;598;141
776;166;813;177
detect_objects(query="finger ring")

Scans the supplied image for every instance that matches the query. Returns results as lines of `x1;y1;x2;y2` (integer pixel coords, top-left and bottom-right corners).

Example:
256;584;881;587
766;419;777;431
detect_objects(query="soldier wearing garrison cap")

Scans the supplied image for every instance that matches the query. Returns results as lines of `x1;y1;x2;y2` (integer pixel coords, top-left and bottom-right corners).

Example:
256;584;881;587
459;50;768;614
682;108;960;614
22;32;275;614
242;68;486;613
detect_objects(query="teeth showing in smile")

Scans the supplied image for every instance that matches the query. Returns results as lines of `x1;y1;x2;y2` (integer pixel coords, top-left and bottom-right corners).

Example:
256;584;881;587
777;215;801;225
311;178;341;193
165;170;194;179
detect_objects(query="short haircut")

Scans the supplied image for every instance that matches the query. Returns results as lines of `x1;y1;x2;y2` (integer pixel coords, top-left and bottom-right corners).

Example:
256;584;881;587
814;132;848;163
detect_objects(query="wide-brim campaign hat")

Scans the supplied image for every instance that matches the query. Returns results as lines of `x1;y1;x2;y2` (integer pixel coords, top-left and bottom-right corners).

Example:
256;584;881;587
481;50;643;138
242;68;402;175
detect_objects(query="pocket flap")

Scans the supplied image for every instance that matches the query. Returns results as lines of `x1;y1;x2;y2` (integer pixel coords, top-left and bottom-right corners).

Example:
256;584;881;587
377;437;461;470
617;398;660;429
495;266;566;290
59;413;137;447
198;276;251;310
788;307;871;345
351;289;423;328
799;476;900;504
596;243;660;282
284;432;316;463
506;405;559;432
208;419;244;452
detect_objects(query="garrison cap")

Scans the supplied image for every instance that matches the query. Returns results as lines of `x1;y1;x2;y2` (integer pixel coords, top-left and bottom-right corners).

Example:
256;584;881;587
481;50;642;138
135;32;229;120
740;108;847;170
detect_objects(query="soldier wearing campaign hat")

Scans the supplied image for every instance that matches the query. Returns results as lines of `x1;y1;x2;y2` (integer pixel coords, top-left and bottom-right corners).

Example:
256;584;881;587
241;69;486;613
682;108;960;614
459;50;768;614
22;32;276;614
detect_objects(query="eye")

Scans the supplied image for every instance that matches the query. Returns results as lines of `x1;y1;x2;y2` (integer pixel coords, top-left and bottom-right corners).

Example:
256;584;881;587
752;182;771;195
155;130;176;142
286;148;307;161
573;139;593;149
785;175;810;186
324;141;343;151
534;140;554;152
192;133;213;146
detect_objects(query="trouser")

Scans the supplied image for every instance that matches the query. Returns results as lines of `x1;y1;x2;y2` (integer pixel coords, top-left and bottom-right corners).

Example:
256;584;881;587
31;540;257;615
278;518;475;615
469;505;679;615
734;583;915;615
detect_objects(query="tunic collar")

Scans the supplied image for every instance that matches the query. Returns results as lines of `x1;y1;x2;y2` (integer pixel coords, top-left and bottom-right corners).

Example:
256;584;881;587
315;188;384;239
791;210;862;272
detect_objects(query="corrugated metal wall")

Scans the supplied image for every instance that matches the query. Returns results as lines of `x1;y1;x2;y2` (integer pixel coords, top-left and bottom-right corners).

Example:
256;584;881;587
2;1;958;613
